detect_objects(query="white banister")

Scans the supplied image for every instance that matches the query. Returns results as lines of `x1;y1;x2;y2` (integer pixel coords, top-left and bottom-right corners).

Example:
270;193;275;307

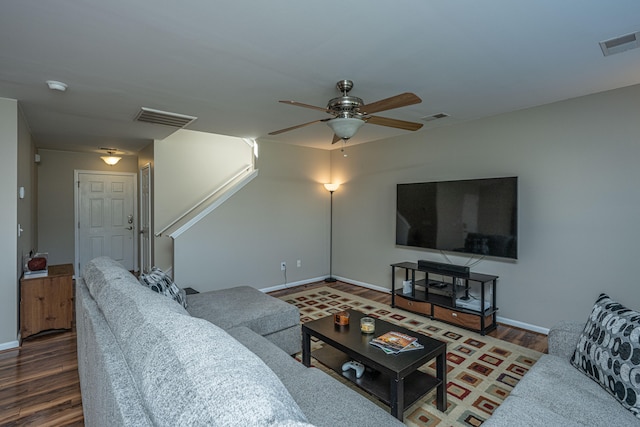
155;165;254;237
169;168;258;239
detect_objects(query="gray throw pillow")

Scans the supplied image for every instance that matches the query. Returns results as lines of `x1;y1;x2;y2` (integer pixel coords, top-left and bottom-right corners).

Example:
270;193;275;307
139;267;188;308
571;293;640;419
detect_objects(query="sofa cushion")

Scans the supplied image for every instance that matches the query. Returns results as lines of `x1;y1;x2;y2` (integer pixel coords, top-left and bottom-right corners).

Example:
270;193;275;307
571;293;640;419
227;326;404;427
139;266;187;308
484;394;584;427
76;279;153;426
122;311;307;426
507;354;640;425
82;257;307;426
82;257;188;318
187;285;299;336
547;320;584;358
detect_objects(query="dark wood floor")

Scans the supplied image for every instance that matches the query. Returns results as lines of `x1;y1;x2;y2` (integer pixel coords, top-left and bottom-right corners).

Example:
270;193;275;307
0;330;83;426
0;280;547;425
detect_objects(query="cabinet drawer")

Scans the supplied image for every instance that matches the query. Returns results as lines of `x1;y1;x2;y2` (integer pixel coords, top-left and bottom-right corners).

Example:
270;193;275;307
433;306;489;331
395;296;431;316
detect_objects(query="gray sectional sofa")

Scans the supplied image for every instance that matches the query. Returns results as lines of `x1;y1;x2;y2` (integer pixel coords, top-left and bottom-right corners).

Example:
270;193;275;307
484;320;640;426
76;256;402;426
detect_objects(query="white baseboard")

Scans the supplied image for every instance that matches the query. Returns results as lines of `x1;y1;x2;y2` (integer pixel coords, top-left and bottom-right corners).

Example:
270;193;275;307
496;316;549;335
333;276;393;294
0;340;19;351
259;276;327;293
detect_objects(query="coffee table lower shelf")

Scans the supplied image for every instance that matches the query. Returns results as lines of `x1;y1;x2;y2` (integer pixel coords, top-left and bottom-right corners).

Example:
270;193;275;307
311;346;440;409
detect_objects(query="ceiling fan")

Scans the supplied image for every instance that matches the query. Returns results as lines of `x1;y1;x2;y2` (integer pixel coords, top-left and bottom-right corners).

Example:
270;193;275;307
269;79;424;144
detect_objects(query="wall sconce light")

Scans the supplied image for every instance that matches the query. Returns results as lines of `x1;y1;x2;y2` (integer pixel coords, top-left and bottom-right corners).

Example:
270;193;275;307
101;149;122;166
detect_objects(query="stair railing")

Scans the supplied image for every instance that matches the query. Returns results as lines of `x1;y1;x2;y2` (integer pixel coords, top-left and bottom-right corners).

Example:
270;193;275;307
155;164;254;238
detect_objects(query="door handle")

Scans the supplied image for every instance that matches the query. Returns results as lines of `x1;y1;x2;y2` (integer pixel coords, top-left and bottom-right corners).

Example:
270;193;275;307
126;226;134;230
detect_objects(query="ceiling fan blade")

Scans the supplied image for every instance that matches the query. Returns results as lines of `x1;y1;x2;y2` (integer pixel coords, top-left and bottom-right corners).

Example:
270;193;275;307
359;92;422;115
278;100;329;113
366;115;424;131
268;119;325;135
332;134;341;144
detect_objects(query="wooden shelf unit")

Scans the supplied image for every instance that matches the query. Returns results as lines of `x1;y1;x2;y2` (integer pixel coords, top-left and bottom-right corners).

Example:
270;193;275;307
391;262;498;335
20;264;74;343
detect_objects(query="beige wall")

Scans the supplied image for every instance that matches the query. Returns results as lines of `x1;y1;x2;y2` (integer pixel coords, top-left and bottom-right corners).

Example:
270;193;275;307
173;140;331;291
37;150;138;266
329;83;640;330
17;107;37;269
153;130;253;271
0;98;19;348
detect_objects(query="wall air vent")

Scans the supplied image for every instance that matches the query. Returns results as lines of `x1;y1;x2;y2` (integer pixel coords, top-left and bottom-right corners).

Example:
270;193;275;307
421;113;449;122
135;107;197;128
599;31;640;56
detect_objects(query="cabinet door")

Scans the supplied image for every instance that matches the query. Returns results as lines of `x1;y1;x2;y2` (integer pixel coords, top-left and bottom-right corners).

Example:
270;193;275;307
20;278;45;337
48;275;74;330
21;277;73;338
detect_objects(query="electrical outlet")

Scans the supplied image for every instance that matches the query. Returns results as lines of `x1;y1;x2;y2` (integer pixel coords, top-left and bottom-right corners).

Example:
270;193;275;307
280;261;286;271
297;259;301;268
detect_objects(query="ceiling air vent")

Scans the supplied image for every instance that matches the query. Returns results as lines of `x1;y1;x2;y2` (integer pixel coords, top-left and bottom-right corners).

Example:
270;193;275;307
135;107;197;128
599;31;640;56
421;113;449;122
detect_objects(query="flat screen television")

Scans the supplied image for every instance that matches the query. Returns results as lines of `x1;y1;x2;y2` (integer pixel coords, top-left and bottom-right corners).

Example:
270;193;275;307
396;177;518;259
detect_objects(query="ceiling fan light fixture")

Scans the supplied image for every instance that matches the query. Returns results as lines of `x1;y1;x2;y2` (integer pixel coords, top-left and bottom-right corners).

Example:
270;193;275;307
326;117;365;139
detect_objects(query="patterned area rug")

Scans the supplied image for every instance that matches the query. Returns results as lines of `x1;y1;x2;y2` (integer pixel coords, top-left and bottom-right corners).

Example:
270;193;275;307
279;286;542;426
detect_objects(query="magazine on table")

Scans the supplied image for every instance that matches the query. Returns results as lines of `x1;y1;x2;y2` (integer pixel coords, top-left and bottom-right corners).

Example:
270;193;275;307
370;331;423;354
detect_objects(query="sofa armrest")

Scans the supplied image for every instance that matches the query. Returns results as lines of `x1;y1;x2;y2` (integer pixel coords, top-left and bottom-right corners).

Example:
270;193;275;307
547;321;585;359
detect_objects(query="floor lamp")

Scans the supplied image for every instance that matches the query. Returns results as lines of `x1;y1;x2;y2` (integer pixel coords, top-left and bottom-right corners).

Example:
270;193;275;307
324;183;340;282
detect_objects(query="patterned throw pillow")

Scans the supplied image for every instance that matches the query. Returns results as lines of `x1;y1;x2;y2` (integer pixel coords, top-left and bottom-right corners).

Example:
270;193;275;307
571;293;640;419
139;267;188;309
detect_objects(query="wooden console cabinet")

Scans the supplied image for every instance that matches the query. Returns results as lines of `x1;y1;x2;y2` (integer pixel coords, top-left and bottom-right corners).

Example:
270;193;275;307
20;264;74;343
391;262;498;335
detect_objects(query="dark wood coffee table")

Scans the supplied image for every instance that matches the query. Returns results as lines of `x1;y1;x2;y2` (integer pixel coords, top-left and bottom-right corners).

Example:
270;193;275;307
302;309;447;421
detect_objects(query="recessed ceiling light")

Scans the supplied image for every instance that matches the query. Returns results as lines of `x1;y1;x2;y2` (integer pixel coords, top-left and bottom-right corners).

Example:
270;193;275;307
46;80;68;92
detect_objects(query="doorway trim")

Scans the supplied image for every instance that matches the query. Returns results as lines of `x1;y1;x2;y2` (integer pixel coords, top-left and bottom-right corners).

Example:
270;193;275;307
139;163;152;273
74;170;138;275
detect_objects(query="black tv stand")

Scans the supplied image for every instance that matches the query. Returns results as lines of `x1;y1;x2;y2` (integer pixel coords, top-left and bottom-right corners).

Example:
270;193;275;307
390;262;498;335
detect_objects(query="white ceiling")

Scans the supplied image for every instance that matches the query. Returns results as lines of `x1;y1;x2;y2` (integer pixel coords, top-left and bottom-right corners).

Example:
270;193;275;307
2;1;640;154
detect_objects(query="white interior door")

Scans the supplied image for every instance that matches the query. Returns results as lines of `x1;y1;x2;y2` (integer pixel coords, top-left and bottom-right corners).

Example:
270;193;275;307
139;164;152;273
76;171;137;273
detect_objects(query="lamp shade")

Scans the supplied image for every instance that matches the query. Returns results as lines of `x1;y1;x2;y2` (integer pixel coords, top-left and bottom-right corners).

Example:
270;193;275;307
324;183;340;192
326;117;365;139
